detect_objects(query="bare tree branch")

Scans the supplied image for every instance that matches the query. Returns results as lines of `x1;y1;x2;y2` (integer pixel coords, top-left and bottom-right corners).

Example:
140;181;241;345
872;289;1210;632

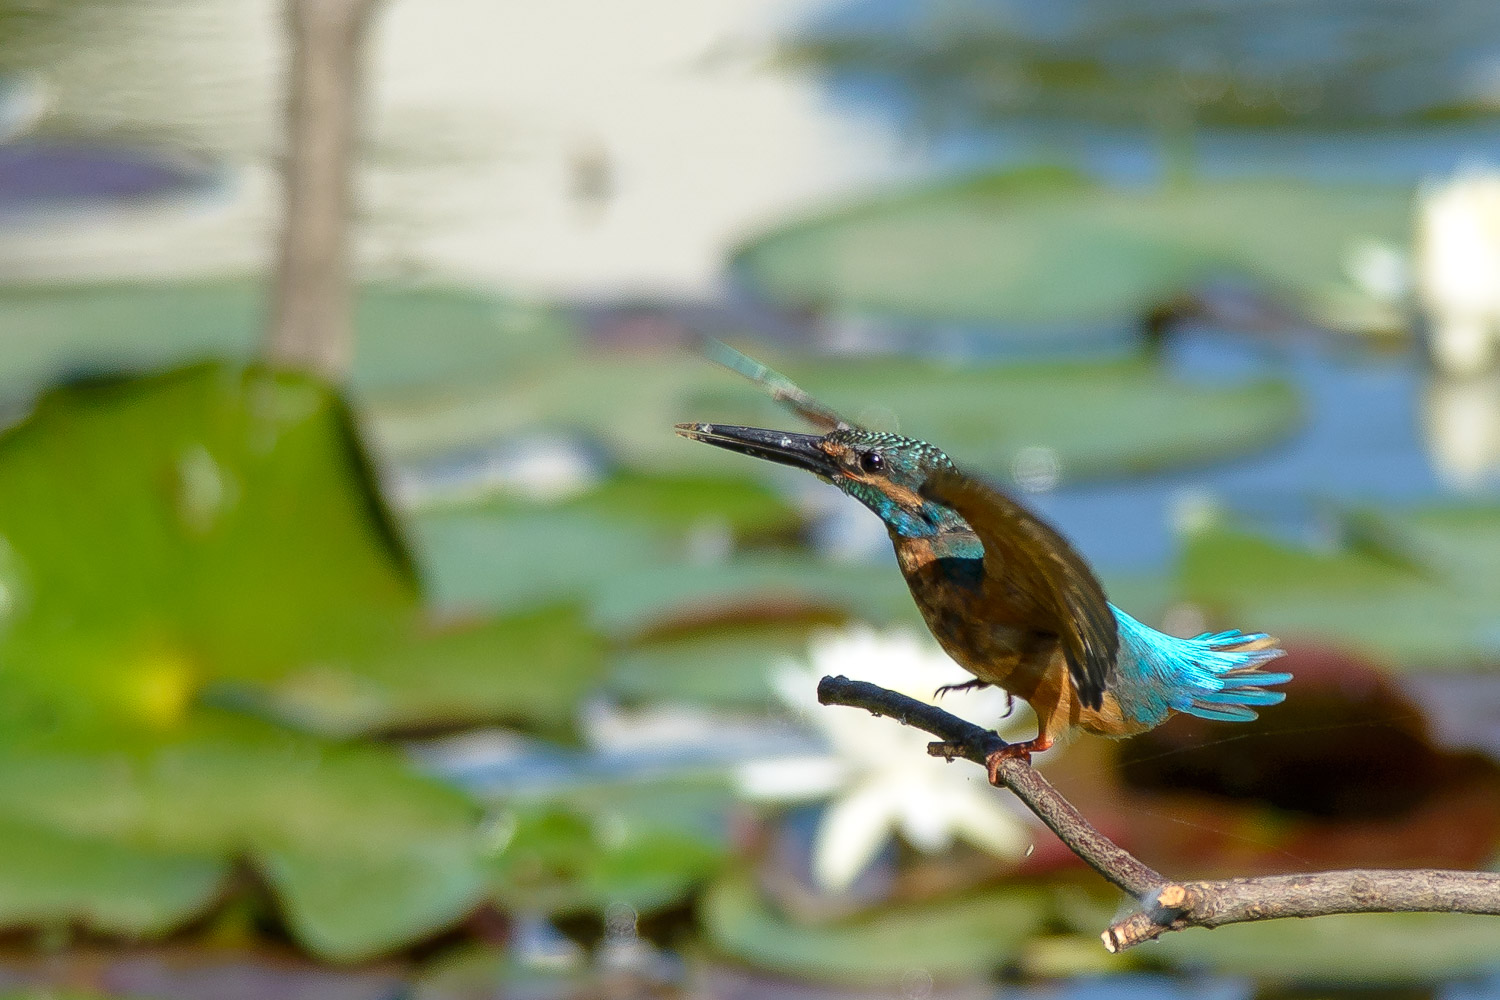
815;674;1500;952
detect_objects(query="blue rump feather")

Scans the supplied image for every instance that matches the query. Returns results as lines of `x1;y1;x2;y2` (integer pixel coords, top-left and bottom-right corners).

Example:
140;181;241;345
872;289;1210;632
1108;607;1291;729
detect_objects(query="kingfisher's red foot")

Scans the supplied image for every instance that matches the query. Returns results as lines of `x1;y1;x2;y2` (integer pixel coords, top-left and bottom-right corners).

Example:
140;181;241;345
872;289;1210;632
984;736;1052;784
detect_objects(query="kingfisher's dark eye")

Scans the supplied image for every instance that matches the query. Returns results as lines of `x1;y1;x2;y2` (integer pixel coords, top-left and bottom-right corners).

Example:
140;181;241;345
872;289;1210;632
860;451;884;473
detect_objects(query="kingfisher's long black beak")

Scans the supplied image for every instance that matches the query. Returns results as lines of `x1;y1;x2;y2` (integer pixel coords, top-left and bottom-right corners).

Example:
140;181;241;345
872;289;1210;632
674;423;838;478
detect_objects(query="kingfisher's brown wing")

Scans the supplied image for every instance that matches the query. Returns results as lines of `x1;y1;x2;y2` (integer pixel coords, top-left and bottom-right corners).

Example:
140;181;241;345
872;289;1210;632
921;467;1117;709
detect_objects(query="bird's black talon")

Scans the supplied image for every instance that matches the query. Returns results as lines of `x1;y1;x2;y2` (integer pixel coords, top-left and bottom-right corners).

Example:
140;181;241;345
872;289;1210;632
934;678;991;699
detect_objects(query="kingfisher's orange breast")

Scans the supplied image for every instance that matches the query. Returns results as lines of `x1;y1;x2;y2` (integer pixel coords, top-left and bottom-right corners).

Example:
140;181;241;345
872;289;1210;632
893;534;1146;740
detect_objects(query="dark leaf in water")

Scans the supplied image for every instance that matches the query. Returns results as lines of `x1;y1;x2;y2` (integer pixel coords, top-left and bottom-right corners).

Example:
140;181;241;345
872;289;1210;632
1119;644;1453;819
1114;645;1500;874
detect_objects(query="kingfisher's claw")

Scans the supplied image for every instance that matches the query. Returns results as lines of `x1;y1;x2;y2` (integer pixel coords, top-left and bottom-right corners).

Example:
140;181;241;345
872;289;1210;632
934;678;991;699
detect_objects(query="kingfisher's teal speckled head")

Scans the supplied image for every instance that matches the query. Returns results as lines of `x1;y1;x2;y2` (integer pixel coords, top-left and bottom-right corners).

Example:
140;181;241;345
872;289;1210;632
673;422;966;539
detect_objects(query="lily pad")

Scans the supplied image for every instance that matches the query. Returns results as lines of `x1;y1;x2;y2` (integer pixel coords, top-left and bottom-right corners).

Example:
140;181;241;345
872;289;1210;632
0;363;619;957
259;605;607;738
0;362;608;734
0;712;488;962
261;844;484;963
0;363;419;726
702;872;1049;985
0;281;572;404
0;817;226;937
771;355;1301;482
381;348;1301;487
608;622;834;709
412;470;798;540
488;803;726;916
409;495;913;634
481;470;800;537
1154;911;1500;983
589;556;922;640
1179;507;1500;668
732;168;1410;333
411;508;668;618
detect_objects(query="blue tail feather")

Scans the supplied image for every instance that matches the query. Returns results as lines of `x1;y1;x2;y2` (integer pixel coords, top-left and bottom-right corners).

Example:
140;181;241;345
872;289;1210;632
1195;687;1287;706
1109;606;1291;729
1217;670;1293;689
1186;703;1260;723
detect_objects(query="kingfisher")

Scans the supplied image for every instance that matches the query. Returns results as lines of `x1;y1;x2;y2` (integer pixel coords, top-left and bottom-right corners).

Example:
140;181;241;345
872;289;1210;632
675;343;1290;781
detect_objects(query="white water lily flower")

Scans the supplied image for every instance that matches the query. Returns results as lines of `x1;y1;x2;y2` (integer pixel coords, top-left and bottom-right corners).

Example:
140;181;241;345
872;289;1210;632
740;625;1036;893
1417;170;1500;374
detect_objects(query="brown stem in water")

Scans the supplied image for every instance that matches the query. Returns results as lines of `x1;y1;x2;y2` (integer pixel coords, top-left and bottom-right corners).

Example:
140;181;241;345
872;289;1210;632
266;0;384;381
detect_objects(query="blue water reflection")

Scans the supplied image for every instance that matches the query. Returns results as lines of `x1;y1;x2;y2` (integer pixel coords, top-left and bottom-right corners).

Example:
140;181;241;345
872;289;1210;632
1042;330;1452;574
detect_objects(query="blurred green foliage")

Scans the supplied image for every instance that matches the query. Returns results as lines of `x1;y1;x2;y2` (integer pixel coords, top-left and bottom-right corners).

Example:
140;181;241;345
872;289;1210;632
490;471;798;535
0;276;1481;986
1152;911;1500;983
703;872;1051;984
0;363;616;960
0;283;570;403
0;816;223;937
3;0;1493;988
0;283;1303;485
1182;506;1500;667
0;364;416;725
381;344;1302;484
408;474;799;623
489;803;725;916
609;622;830;709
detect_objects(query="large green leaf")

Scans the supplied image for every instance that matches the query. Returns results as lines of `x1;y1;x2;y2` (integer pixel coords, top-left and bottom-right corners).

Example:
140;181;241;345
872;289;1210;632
1179;506;1500;668
733;169;1410;332
702;872;1049;985
0;712;488;961
0;817;226;937
0;363;606;733
0;364;417;724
